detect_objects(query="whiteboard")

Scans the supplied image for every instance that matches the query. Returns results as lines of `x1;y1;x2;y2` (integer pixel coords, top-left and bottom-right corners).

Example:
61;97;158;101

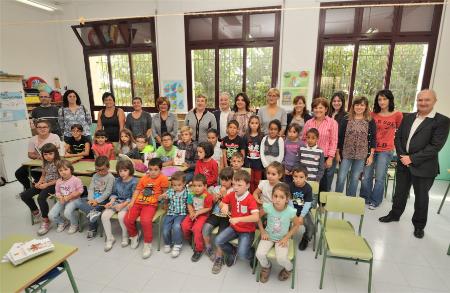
0;77;32;142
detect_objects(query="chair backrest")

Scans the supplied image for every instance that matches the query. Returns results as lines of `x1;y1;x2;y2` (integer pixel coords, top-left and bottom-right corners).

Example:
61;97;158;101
319;191;345;204
307;181;319;195
325;194;365;216
78;176;92;187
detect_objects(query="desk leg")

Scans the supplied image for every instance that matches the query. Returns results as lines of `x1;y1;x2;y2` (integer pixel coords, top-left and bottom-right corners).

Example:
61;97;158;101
437;182;450;214
63;260;79;293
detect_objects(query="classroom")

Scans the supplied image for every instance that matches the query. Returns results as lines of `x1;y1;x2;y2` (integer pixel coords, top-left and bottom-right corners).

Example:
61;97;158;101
1;0;450;292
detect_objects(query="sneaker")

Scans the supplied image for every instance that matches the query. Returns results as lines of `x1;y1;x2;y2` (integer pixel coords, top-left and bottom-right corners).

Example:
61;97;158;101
89;210;102;222
37;220;50;236
56;222;68;233
87;230;97;240
191;251;203;262
142;243;152;259
211;256;224;274
121;236;129;248
260;266;271;283
104;238;115;252
298;236;309;251
163;245;171;253
67;225;79;234
225;248;237;267
278;268;291;281
130;233;140;249
171;245;182;258
205;246;214;261
368;203;377;210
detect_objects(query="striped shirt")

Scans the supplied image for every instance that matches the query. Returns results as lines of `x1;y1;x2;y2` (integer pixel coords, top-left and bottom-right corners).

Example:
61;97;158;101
302;116;338;158
299;145;325;181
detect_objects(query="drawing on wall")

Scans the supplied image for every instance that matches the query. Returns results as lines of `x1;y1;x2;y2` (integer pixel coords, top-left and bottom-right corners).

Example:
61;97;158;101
281;71;310;106
162;80;185;112
0;91;27;122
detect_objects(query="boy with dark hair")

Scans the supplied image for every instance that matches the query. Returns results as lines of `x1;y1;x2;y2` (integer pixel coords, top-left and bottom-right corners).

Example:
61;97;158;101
65;124;92;158
299;128;324;182
221;120;245;167
155;132;178;166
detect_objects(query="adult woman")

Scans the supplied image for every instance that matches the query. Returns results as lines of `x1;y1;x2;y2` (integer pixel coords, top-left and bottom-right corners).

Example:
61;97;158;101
125;97;153;139
360;90;403;209
152;96;178;144
286;95;312;132
184;95;217;143
96;92;125;142
228;92;252;137
257;88;287;135
326;91;348;190
302;97;338;192
58;90;92;142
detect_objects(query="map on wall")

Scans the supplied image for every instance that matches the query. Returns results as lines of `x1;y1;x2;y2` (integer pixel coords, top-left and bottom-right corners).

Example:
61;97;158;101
281;71;310;106
162;80;185;112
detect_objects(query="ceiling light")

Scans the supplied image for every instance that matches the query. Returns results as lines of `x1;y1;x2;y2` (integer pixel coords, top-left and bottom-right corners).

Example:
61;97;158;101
16;0;58;12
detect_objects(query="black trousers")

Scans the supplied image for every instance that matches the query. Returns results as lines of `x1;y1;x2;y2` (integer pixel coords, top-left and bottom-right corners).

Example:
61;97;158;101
20;185;55;218
15;165;42;189
319;157;330;192
390;165;435;229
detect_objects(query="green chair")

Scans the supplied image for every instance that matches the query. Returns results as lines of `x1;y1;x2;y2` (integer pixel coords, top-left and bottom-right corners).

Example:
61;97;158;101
30;194;56;225
319;194;373;293
384;161;397;200
437;171;450;214
307;180;319;251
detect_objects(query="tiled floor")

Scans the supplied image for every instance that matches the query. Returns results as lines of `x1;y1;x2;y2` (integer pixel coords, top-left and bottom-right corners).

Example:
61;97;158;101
1;180;449;293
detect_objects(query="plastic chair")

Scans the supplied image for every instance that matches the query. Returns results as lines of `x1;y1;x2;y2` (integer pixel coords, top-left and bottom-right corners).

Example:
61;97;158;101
437;172;450;214
319;194;373;293
306;180;319;251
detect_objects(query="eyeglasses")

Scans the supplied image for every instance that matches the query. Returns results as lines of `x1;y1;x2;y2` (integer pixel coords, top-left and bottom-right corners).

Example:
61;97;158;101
36;126;49;129
95;167;108;171
39;96;50;99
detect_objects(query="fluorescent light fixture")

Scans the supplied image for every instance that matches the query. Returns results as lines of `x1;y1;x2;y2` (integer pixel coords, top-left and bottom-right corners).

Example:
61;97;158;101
15;0;58;12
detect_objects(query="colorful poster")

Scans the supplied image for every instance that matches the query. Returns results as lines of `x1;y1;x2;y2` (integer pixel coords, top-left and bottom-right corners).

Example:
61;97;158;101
281;71;310;106
0;91;27;122
162;80;186;112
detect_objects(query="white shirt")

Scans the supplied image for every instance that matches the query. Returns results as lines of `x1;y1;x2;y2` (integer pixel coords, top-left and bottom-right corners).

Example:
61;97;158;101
406;111;436;152
257;180;275;204
220;109;231;139
213;141;222;166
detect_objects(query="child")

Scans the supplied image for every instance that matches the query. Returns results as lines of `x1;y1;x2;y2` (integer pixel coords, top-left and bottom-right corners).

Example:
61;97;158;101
243;115;264;193
230;151;244;172
20;143;60;236
178;126;198;182
289;165;314;250
212;170;259;274
299;128;325;182
221;120;245;167
256;182;300;283
125;158;169;259
195;141;218;187
181;174;213;262
336;96;376;197
78;156;115;239
48;160;84;234
101;160;138;252
203;167;234;260
207;128;222;168
126;134;155;164
283;123;304;183
92;130;115;160
155;133;178;166
159;171;189;258
253;161;284;205
118;128;136;155
260;119;285;168
64;124;91;158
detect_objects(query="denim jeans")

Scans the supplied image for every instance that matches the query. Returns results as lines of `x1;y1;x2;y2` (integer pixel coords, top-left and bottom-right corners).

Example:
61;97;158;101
215;226;254;260
76;198;106;231
48;198;82;225
336;158;365;196
162;214;185;246
326;158;338;191
360;151;393;206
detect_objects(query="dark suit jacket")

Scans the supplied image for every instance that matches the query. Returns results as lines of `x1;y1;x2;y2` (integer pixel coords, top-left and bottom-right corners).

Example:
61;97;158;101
395;112;450;178
213;110;222;138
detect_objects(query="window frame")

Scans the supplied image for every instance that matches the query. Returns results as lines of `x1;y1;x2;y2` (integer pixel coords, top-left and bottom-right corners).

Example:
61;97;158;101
314;0;443;110
72;17;159;119
185;6;281;110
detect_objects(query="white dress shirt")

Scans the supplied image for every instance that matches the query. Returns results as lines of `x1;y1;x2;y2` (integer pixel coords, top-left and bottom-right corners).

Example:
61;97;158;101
220;109;231;139
406;111;436;152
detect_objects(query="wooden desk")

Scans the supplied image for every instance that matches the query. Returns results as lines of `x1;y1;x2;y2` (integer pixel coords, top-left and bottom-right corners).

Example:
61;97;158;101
22;156;82;168
0;235;79;293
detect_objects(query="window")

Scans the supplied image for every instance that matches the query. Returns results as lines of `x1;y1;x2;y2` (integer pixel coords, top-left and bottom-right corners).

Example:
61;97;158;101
185;7;281;110
315;1;443;112
72;18;159;117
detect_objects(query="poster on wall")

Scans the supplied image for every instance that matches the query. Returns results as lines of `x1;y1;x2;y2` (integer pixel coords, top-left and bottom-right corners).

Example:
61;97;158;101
0;91;27;122
162;80;186;112
281;71;310;106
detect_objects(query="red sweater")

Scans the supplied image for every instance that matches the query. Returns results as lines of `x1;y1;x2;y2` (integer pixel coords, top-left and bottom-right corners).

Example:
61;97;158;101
194;159;218;186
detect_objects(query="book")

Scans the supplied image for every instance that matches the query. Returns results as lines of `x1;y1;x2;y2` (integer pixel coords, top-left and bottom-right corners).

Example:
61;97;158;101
7;238;55;266
173;150;186;166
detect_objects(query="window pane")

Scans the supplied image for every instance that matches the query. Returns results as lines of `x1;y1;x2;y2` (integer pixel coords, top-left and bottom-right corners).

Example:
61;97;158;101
249;13;276;38
88;55;110;106
320;45;354;99
76;26;101;47
324;8;355;34
191;49;215;108
131;22;152;45
189;18;213;41
219;48;243;103
353;44;390;105
246;47;273;108
218;16;243;39
110;54;132;106
132;53;155;107
390;43;428;112
401;6;434;32
100;24;126;45
362;7;394;33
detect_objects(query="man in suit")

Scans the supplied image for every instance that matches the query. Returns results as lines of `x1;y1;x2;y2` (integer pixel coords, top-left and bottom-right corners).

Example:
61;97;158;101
379;89;450;238
213;92;233;139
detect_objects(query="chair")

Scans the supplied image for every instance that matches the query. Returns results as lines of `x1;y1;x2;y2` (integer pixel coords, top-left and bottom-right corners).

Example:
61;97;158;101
319;194;373;293
306;180;319;251
30;194;56;225
384;160;397;200
437;170;450;214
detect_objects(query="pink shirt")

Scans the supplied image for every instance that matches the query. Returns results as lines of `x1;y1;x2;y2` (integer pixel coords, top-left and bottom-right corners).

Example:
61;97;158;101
92;143;115;160
302;116;338;158
28;133;60;153
371;112;403;152
55;175;84;199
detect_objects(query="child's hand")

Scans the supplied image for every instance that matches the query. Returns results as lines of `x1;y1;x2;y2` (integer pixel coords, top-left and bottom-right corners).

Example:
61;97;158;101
229;217;240;225
219;186;227;197
35;182;45;189
189;211;196;220
158;193;168;200
261;229;269;240
105;202;113;209
88;200;98;206
114;203;124;212
285;170;291;175
255;197;263;205
278;236;289;247
220;204;229;216
56;195;64;203
128;200;135;209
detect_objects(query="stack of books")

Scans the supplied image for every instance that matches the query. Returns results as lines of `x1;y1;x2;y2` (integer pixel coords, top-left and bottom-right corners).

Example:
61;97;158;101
6;238;55;266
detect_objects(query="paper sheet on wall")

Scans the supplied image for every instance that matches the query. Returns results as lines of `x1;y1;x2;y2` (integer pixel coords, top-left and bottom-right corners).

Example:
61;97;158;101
281;71;310;106
0;91;27;122
162;80;186;112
